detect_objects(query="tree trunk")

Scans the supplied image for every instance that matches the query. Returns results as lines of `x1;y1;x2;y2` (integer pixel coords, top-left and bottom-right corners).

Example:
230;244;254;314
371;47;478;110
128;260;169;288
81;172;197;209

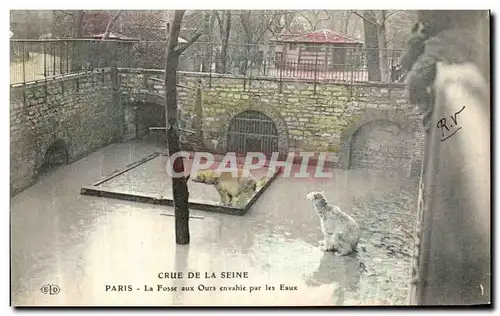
377;11;389;82
221;11;231;73
363;10;380;81
165;10;190;245
201;12;213;72
343;11;351;34
73;10;84;38
70;10;85;72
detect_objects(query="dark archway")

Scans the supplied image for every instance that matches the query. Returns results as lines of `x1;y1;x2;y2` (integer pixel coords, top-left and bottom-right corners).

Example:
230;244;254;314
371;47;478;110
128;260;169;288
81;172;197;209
349;120;414;172
227;110;279;156
338;109;424;173
38;139;69;175
135;103;166;142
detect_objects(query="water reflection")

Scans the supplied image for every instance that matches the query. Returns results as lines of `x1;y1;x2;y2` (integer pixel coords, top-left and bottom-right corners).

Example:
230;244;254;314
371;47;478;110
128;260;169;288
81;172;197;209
172;245;189;305
305;252;362;305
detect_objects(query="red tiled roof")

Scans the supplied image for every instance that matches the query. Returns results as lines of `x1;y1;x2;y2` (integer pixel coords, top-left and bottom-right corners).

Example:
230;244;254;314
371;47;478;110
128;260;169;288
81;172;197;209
274;29;363;44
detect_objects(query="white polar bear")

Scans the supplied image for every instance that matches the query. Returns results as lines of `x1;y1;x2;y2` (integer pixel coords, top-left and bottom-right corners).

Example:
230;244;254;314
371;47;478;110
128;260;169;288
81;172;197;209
306;191;361;256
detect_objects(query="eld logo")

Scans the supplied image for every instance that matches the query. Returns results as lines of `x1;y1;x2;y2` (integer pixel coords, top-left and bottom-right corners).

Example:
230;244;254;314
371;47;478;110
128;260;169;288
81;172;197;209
40;284;60;295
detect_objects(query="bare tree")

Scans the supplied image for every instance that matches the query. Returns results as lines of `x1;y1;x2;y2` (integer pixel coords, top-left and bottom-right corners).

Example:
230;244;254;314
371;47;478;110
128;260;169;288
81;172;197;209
214;10;232;73
358;10;380;81
237;10;281;75
352;10;402;82
102;10;123;39
376;11;389;82
266;11;299;35
164;10;203;245
238;10;281;45
55;10;85;37
200;11;214;72
297;10;334;31
73;10;85;38
342;10;352;34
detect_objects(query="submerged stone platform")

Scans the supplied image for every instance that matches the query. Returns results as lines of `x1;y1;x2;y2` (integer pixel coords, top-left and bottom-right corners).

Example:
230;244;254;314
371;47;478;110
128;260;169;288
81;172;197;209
80;152;280;215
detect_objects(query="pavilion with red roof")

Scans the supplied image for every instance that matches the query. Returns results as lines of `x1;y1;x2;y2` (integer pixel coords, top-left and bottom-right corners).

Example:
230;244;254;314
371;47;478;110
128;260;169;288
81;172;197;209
271;29;364;76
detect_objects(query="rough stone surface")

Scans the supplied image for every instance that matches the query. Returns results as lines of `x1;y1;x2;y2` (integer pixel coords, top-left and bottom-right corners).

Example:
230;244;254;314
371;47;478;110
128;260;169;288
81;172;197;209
119;70;424;175
10;71;123;194
11;69;424;195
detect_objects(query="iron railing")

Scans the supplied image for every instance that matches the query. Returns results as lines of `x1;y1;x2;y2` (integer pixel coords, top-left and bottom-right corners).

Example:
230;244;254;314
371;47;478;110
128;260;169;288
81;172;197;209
10;39;403;85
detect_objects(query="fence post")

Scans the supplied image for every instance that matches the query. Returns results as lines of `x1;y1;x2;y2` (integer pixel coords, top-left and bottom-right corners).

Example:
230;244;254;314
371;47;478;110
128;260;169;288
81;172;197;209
76;72;80;92
52;42;56;76
59;42;63;76
263;49;267;76
21;42;26;85
21;41;26;106
66;41;69;74
314;52;318;95
279;53;283;93
101;41;105;84
388;49;395;100
144;42;148;69
348;49;354;101
248;47;254;92
43;41;47;78
209;42;213;89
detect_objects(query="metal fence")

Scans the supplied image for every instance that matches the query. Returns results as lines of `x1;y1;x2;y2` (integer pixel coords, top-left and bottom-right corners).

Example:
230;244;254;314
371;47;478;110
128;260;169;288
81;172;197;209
10;39;403;85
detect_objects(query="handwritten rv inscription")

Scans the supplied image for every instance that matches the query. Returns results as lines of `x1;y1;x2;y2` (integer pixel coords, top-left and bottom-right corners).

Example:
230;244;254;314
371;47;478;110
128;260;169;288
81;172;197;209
437;106;466;142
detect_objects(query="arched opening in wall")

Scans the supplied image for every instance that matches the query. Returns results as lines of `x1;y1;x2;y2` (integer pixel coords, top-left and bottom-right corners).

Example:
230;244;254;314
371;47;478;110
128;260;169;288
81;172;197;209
349;120;414;172
136;104;166;143
38;139;69;175
227;110;278;156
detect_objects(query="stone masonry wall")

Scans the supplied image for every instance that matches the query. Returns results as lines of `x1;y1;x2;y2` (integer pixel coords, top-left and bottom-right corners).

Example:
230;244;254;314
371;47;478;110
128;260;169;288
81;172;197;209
10;70;123;194
10;68;424;195
118;69;424;172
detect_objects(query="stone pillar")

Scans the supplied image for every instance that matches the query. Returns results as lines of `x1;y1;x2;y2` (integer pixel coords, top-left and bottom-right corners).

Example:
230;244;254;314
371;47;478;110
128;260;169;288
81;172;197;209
122;105;137;142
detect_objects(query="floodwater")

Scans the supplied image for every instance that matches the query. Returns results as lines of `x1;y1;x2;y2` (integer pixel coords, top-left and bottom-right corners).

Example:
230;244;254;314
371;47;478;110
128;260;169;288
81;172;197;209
93;154;274;207
10;140;419;306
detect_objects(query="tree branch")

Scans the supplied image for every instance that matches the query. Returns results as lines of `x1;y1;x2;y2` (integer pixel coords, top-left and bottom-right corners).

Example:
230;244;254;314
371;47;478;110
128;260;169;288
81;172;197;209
214;10;223;30
175;32;203;54
298;10;334;31
255;13;279;44
313;15;333;30
239;13;252;42
183;11;204;24
350;10;379;27
385;10;402;22
58;10;74;16
298;12;315;30
102;10;123;39
214;11;226;40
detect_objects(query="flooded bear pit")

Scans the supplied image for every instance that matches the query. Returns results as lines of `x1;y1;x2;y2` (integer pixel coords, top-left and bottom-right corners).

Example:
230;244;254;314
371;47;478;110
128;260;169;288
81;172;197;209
81;152;280;215
11;141;419;306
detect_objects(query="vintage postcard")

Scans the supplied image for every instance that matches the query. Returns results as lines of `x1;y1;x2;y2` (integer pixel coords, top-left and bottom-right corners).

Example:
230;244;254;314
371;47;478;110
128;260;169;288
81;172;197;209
9;9;491;306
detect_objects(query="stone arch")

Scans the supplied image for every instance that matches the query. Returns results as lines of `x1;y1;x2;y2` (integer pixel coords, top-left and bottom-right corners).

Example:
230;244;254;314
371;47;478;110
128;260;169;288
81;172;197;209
338;109;423;172
227;110;279;155
130;91;194;143
217;103;289;154
34;138;70;177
